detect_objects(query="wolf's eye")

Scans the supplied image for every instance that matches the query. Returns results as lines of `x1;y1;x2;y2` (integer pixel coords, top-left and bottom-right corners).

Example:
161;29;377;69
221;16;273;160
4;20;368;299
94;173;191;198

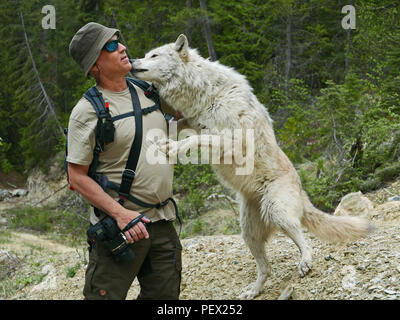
151;54;158;58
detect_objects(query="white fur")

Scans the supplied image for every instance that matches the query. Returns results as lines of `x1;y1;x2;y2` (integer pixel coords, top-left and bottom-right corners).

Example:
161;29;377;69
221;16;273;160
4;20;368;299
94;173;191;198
132;34;373;299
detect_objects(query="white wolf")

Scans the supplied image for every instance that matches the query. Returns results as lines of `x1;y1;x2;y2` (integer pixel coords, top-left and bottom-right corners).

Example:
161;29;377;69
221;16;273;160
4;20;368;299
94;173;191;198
131;34;374;299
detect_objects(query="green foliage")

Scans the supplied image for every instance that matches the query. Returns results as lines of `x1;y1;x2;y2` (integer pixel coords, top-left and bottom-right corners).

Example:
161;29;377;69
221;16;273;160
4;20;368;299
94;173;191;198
1;1;400;213
0;137;14;173
296;70;400;209
275;79;315;162
65;263;81;278
191;218;203;234
173;163;224;218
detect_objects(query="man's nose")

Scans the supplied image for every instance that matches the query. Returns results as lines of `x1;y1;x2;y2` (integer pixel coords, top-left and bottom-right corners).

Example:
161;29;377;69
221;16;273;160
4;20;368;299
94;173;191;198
118;42;127;52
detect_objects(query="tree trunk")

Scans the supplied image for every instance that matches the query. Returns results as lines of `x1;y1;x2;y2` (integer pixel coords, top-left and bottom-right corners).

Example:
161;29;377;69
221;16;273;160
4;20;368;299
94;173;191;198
285;14;292;96
345;28;350;78
345;0;354;78
199;0;217;61
20;11;63;136
186;0;192;43
111;11;132;59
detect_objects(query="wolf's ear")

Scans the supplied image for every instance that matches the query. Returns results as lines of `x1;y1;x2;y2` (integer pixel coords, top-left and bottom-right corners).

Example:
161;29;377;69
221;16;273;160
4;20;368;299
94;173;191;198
174;34;189;61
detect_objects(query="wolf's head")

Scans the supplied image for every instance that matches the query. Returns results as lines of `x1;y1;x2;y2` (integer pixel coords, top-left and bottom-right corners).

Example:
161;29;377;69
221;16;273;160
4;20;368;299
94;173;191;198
131;34;193;84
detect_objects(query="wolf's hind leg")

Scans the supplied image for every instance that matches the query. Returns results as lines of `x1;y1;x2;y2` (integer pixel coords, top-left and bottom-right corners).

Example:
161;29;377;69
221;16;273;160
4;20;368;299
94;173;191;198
280;220;312;277
238;198;273;299
261;189;312;277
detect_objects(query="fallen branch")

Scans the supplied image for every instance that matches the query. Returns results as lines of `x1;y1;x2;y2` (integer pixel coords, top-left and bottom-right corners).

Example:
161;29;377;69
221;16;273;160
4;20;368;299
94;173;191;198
31;183;69;207
207;193;239;215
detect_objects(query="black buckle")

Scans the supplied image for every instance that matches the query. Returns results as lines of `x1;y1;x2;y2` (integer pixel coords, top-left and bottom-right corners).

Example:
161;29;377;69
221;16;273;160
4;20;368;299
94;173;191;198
121;169;136;182
119;169;136;205
93;145;102;154
144;84;156;99
156;199;170;209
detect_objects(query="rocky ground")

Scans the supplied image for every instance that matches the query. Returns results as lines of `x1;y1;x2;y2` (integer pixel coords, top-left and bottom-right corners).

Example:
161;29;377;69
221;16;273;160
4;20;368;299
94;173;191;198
1;176;400;300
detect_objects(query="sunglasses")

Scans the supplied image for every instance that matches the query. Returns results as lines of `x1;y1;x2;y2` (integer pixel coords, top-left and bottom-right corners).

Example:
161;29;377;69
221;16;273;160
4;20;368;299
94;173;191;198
103;37;120;52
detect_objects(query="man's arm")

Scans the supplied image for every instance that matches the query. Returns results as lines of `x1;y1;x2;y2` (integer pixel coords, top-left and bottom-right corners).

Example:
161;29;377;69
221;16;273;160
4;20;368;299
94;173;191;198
67;162;150;243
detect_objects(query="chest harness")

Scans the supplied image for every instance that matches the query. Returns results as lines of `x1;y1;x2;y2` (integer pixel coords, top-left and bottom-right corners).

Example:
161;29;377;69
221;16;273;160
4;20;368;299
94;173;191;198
65;77;181;231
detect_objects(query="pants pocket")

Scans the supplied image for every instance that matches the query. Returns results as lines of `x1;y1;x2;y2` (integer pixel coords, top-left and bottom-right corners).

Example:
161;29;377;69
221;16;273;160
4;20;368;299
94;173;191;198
174;238;183;272
83;261;105;300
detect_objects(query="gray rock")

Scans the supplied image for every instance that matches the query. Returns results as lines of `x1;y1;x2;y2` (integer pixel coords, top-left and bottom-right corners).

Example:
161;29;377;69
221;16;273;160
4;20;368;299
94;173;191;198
11;189;28;197
334;191;374;218
0;190;10;201
384;289;398;295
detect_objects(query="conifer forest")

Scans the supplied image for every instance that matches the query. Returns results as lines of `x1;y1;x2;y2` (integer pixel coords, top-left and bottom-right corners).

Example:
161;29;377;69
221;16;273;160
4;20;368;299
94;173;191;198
0;0;399;211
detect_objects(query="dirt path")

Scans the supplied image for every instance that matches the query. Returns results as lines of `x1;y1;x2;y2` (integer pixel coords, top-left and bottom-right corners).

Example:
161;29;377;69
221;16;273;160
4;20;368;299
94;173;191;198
3;232;75;254
1;180;400;300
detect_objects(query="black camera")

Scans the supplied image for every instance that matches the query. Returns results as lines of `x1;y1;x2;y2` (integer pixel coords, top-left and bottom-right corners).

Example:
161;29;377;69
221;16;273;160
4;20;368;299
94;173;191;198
86;214;150;263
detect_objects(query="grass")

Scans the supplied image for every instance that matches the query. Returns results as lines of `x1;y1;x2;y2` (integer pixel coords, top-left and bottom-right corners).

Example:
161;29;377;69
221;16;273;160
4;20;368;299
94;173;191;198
65;263;81;278
5;205;88;246
0;244;47;299
3;199;240;246
177;207;241;238
0;229;12;244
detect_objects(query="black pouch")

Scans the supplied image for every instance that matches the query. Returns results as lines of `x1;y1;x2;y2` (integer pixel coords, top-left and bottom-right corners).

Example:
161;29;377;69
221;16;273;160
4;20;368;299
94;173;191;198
98;117;115;146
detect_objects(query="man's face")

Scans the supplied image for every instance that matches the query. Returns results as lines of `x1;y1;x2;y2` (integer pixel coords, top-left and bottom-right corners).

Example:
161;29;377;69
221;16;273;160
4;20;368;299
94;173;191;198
92;34;131;77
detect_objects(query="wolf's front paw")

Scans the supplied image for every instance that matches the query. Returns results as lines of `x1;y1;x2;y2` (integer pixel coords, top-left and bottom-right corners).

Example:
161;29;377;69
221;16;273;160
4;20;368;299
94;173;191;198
152;138;179;157
166;139;179;158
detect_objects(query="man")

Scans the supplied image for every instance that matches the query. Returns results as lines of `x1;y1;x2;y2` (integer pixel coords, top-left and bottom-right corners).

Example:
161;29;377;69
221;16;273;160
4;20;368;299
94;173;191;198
67;22;181;300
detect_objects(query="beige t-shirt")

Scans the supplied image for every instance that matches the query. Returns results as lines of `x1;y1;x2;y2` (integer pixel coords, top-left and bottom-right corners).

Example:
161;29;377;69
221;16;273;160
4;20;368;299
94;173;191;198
67;82;175;224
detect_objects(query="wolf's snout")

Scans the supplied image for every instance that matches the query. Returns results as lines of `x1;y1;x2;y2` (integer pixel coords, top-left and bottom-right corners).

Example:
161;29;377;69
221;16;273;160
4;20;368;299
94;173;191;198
129;58;148;74
131;68;149;73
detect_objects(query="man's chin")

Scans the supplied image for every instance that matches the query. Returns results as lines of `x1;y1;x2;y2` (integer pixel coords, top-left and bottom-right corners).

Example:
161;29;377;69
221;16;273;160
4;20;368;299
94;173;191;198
122;62;132;75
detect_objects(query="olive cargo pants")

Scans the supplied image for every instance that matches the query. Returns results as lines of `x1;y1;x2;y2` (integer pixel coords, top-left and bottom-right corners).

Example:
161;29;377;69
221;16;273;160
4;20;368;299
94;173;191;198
83;220;182;300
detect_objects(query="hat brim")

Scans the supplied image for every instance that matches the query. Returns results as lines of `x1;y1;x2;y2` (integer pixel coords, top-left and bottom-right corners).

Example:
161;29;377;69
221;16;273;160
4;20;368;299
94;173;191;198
82;27;120;77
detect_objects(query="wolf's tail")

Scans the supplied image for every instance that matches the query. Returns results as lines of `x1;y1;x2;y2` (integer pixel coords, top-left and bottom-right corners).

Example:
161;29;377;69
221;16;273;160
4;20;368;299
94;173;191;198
301;193;375;243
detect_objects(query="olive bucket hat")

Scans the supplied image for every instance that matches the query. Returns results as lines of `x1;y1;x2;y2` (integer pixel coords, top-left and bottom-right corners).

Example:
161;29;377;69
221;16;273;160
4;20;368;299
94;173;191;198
69;22;120;76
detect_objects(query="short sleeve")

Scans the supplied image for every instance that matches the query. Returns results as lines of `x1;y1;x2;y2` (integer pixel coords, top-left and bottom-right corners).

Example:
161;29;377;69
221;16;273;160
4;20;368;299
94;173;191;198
66;98;97;166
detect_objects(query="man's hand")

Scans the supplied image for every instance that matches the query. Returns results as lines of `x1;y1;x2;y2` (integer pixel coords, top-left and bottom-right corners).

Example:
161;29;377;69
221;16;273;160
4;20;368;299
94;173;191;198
67;162;151;243
116;209;151;243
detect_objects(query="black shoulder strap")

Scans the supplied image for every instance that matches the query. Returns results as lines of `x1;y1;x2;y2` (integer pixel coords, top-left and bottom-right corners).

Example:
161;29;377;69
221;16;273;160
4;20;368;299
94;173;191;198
83;87;109;120
83;86;115;178
126;77;177;124
118;80;143;204
126;77;161;106
126;77;151;92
